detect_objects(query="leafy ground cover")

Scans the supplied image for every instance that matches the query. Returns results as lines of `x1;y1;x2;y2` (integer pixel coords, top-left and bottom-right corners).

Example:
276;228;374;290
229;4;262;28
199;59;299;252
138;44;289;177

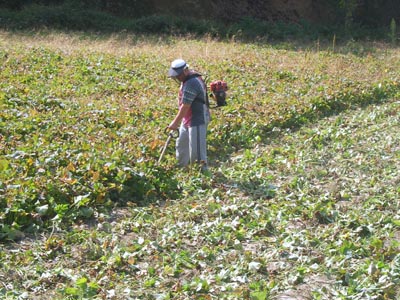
0;31;399;299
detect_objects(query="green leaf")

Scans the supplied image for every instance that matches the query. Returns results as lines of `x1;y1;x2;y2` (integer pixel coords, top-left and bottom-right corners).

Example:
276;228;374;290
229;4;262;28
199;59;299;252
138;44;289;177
251;291;268;300
0;159;9;172
76;277;88;289
74;194;91;207
392;219;400;227
64;287;79;296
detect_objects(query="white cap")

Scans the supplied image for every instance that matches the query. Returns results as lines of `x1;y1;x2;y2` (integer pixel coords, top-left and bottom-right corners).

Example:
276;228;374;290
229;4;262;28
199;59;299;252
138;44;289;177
168;59;187;77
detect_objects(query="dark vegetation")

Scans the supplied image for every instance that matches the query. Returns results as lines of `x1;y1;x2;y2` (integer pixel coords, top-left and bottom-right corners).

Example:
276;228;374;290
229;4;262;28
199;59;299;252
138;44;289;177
0;0;399;43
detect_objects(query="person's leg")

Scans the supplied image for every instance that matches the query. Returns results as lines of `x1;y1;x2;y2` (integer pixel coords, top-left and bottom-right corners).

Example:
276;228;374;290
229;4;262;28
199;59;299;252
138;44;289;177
189;124;208;170
176;124;190;167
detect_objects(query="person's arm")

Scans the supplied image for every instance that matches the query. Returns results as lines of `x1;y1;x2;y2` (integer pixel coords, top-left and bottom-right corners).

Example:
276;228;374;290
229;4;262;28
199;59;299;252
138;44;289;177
168;103;191;130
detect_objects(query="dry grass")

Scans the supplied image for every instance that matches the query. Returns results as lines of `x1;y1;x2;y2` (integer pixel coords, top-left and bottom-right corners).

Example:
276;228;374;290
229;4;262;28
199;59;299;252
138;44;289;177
2;29;399;78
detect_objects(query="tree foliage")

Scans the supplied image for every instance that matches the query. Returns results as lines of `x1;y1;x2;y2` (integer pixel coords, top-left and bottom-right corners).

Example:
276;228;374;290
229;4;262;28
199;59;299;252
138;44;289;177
0;0;398;27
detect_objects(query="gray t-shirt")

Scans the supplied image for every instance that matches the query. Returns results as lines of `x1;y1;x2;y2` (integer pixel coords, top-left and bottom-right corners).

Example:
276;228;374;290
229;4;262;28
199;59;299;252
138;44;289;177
180;73;209;127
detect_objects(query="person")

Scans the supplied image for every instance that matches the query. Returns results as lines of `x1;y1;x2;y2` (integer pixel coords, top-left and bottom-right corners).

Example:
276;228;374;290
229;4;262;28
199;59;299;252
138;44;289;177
167;59;210;172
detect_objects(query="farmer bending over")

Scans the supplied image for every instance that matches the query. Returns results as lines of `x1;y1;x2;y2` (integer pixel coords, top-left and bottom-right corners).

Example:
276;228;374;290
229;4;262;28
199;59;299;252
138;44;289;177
167;59;210;172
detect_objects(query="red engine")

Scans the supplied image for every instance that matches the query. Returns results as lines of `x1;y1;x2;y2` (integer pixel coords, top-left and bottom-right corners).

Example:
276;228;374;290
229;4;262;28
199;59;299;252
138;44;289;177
210;80;228;107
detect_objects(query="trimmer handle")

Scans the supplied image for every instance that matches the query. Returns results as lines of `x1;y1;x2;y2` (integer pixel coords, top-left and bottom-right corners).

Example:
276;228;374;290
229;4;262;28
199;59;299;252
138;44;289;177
165;127;179;138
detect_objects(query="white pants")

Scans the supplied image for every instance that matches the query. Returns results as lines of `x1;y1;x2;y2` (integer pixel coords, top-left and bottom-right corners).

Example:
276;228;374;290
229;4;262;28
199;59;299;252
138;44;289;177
176;123;208;169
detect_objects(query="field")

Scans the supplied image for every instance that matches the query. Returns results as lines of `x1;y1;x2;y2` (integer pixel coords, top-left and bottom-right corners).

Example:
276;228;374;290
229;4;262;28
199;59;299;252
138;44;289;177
1;30;400;299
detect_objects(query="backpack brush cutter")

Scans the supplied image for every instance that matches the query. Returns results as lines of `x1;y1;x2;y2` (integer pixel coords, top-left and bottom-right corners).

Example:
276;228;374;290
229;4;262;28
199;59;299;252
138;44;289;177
209;80;228;107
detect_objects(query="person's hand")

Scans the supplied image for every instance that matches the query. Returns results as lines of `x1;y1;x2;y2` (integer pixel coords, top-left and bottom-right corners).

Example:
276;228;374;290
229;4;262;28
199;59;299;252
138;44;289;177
168;122;179;131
